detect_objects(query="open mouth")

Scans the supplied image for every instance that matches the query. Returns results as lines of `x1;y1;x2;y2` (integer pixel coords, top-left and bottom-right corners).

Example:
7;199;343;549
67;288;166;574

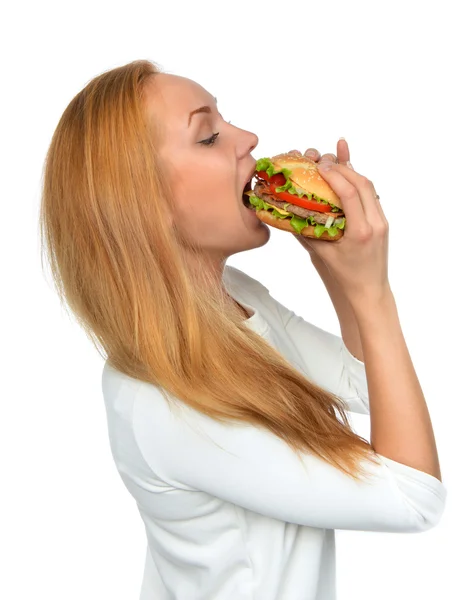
242;179;254;208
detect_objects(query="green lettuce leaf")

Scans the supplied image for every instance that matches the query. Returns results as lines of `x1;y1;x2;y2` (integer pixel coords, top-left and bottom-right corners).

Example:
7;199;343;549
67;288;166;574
313;224;326;238
255;158;292;181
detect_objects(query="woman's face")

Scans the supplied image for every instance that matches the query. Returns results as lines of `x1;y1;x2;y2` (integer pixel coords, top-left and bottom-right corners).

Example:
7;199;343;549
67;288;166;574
144;74;270;265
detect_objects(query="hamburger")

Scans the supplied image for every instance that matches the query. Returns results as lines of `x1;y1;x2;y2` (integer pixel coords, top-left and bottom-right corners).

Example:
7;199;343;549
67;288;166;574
243;152;346;240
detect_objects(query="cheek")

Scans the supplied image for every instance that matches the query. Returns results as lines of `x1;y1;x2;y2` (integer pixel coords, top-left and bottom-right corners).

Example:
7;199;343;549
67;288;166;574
172;178;241;237
178;172;238;216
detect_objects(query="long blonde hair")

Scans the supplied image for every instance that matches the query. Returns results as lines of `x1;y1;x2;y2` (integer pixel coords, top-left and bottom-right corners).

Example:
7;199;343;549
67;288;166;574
38;59;382;483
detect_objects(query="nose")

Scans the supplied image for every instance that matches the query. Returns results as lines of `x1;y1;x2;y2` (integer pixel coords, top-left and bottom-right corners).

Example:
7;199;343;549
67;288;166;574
246;130;258;155
237;128;259;160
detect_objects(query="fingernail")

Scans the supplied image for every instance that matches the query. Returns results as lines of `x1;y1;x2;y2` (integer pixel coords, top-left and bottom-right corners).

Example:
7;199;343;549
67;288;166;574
339;137;345;141
319;162;333;172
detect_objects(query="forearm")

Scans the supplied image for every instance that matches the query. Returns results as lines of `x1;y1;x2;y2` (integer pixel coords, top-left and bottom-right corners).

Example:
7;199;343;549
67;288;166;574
310;255;364;362
350;290;442;481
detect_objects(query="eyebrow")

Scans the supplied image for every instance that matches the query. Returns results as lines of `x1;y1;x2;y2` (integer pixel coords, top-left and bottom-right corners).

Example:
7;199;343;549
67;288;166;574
188;96;217;127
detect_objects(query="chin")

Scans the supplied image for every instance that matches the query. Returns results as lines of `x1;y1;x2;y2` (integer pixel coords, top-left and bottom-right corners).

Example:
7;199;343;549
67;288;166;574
233;218;271;255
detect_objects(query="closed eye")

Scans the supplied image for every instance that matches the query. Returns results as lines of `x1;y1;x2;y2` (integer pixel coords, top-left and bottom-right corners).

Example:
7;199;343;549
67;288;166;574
199;132;219;146
198;119;232;146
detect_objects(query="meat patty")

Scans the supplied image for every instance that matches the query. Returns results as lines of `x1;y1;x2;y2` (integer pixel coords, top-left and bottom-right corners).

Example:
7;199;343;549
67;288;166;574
253;182;344;224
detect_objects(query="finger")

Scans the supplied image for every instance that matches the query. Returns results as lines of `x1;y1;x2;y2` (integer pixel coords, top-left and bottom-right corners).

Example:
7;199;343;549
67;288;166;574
336;138;351;166
316;163;368;236
331;163;387;226
373;192;389;227
304;148;321;161
319;153;338;163
319;163;383;228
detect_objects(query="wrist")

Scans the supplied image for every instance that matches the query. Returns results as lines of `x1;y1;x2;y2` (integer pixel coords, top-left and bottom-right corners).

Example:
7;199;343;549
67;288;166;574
348;285;395;320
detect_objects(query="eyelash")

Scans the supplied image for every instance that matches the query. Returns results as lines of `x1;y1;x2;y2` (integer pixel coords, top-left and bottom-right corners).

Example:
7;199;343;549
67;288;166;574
199;120;232;146
200;132;219;146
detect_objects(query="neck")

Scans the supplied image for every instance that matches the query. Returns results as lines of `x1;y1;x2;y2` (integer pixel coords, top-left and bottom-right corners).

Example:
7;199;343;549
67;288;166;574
179;250;248;319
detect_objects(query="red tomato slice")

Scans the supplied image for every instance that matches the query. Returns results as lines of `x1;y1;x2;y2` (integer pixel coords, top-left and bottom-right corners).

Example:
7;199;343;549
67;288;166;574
268;183;333;212
256;170;286;187
269;173;286;186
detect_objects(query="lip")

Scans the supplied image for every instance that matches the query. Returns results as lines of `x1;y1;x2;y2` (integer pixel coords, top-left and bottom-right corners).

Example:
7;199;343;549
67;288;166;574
242;163;257;191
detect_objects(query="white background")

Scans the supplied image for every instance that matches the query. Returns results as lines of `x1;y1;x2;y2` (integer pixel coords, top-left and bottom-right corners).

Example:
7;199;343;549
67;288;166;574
2;0;472;598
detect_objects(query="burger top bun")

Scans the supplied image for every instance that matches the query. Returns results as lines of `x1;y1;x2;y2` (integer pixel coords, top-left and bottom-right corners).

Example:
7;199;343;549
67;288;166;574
270;152;343;211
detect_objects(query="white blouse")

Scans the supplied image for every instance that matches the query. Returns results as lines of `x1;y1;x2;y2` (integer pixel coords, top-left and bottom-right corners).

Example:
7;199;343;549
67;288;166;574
102;265;447;600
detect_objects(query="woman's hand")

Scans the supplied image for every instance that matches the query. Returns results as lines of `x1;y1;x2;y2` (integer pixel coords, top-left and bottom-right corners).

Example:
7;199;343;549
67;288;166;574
287;141;390;305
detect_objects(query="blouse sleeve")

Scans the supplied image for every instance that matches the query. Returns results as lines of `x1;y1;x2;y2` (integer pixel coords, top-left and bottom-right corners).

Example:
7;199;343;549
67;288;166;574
132;380;447;534
270;295;371;415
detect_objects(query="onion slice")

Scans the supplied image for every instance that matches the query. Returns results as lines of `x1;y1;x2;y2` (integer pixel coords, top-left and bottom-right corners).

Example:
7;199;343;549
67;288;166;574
325;216;335;229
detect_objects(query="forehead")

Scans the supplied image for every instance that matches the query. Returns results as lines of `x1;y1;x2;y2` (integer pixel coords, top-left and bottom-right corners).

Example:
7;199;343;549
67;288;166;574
144;74;215;126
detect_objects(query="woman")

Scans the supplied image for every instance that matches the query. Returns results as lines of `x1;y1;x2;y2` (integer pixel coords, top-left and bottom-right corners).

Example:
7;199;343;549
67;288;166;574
39;60;446;600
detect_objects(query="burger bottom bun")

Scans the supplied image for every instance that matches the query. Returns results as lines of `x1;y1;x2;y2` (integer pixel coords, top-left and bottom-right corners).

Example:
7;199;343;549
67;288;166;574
255;209;344;241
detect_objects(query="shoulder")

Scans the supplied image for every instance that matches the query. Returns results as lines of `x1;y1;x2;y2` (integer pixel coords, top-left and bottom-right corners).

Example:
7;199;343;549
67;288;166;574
223;265;270;295
102;359;142;393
